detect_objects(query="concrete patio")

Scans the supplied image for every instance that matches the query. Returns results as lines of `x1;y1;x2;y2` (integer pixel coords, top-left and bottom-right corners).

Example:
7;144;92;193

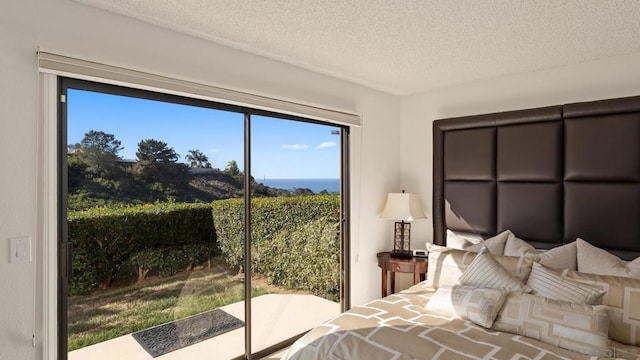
69;294;339;360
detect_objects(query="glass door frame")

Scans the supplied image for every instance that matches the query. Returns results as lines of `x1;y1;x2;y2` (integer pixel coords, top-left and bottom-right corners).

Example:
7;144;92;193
57;77;351;360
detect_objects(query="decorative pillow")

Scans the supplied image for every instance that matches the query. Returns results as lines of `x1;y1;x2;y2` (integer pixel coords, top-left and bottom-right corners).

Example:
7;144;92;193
526;262;605;305
425;247;476;289
465;230;510;255
557;268;640;346
425;285;508;328
493;293;611;356
459;248;531;293
425;247;535;289
446;229;484;250
527;241;577;270
576;238;640;278
502;231;536;257
493;255;537;282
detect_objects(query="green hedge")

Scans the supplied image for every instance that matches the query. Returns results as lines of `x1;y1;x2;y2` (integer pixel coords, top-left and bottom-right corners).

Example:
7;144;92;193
212;195;340;301
68;202;216;295
68;195;341;300
262;219;340;300
129;243;216;280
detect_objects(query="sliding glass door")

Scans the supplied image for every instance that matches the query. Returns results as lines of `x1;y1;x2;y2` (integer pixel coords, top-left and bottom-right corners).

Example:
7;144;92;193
59;77;349;360
248;115;342;356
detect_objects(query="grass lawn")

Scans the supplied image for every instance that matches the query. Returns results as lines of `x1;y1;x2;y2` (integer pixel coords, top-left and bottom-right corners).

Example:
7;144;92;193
67;256;296;351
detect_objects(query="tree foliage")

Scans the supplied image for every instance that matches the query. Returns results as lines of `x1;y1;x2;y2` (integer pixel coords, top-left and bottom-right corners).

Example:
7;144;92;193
133;139;189;200
73;130;123;179
185;149;211;168
223;160;241;177
80;130;123;156
136;139;179;163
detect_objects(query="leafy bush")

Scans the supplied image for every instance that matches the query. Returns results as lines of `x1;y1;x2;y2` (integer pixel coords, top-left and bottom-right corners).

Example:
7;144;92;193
211;199;244;268
262;219;340;301
68;195;341;300
129;244;215;281
68;202;216;295
212;195;340;300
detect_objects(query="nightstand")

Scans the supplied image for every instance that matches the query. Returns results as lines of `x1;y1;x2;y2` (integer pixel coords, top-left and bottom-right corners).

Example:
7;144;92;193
376;251;428;297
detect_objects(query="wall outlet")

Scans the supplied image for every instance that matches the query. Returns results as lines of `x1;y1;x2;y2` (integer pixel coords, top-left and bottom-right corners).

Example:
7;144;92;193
9;237;31;264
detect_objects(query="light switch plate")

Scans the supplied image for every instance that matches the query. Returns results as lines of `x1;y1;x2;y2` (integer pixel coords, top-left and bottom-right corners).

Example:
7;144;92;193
10;237;31;264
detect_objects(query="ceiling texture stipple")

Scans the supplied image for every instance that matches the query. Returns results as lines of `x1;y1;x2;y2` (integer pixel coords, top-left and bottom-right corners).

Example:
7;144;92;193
74;0;640;95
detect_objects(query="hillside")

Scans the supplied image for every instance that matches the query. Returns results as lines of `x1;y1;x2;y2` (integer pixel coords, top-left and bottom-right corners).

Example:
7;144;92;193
67;166;314;211
187;170;243;200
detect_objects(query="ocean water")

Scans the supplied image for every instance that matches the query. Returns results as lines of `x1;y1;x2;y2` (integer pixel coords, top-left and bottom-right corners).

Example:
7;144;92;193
258;178;340;193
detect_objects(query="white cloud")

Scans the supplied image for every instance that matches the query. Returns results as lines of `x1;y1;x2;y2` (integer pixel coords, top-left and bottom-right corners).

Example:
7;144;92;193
316;141;337;149
209;148;219;153
281;144;309;150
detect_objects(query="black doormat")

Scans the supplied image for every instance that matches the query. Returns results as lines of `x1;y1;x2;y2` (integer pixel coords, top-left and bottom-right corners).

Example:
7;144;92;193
131;309;244;357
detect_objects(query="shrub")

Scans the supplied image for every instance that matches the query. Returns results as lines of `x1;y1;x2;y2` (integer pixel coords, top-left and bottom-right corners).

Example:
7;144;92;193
129;243;216;281
212;195;340;300
261;219;340;301
68;195;341;299
67;202;215;295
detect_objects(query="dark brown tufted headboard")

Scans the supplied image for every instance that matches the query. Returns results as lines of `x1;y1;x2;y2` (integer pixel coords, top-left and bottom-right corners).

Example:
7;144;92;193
433;95;640;260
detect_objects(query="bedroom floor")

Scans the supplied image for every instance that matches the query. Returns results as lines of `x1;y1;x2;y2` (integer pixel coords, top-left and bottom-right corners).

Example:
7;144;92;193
259;348;289;359
68;294;339;360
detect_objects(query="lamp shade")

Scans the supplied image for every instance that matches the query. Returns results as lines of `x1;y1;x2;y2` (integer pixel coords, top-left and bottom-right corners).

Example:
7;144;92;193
380;192;427;221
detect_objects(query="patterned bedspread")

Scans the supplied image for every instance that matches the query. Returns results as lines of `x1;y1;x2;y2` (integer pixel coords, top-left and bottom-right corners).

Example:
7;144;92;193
282;284;640;360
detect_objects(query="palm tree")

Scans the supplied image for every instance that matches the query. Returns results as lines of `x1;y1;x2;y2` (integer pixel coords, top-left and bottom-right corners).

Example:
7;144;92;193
185;149;211;168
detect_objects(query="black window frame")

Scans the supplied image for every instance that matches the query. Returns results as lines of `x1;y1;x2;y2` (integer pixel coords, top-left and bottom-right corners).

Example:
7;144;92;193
57;77;350;360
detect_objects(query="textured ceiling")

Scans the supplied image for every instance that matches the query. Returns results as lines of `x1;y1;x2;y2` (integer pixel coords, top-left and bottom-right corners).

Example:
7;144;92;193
75;0;640;95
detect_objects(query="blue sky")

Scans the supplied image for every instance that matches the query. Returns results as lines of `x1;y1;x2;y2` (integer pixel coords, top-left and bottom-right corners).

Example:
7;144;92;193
67;89;341;179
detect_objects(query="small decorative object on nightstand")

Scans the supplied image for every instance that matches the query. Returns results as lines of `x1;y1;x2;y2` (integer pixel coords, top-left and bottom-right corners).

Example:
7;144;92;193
377;251;428;297
379;190;427;258
412;249;428;258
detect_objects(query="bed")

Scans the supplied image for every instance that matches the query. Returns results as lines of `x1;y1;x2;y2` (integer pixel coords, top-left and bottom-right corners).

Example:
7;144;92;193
282;95;640;359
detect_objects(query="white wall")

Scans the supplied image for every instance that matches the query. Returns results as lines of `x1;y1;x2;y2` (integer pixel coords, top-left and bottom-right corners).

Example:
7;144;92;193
400;52;640;246
0;1;400;359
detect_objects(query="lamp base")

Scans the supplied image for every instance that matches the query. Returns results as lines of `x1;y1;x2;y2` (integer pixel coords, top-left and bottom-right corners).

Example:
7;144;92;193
390;250;413;259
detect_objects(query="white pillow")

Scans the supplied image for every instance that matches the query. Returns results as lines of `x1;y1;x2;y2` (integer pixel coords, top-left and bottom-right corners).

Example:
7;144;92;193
502;232;536;257
425;285;508;328
465;230;510;255
526;262;606;305
445;229;484;250
459;247;531;293
576;238;640;278
528;241;577;270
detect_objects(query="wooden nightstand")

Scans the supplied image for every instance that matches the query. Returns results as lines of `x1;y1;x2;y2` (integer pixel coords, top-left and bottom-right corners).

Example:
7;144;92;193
376;251;428;297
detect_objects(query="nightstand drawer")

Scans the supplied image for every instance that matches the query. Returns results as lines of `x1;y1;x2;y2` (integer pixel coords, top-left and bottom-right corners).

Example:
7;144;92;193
390;262;414;272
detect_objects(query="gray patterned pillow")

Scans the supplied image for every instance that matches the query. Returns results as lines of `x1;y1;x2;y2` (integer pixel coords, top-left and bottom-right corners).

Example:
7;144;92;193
459;247;531;293
526;262;605;305
426;247;535;289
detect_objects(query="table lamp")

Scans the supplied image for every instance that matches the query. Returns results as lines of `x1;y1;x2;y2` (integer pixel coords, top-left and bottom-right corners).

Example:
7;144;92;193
380;190;427;258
